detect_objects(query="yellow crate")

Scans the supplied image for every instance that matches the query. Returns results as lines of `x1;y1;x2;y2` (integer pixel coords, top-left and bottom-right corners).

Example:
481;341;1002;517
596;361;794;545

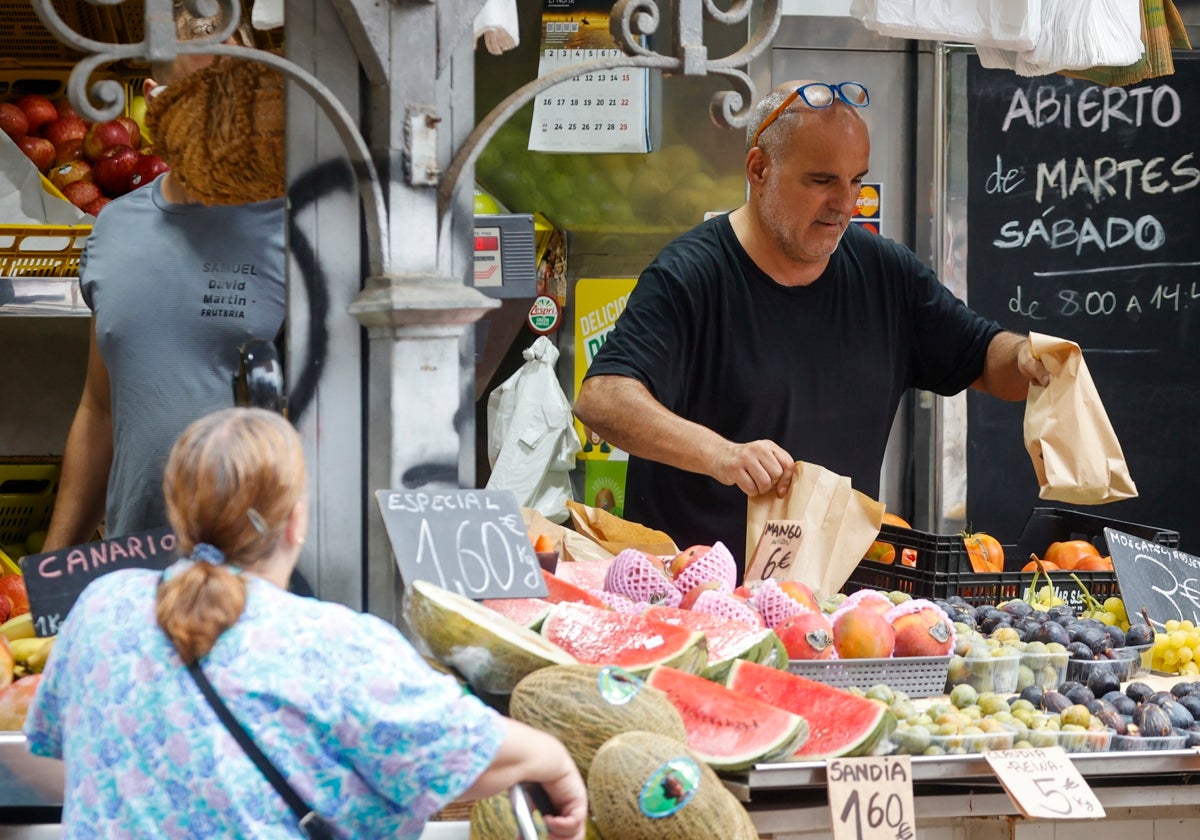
0;225;91;278
0;463;60;574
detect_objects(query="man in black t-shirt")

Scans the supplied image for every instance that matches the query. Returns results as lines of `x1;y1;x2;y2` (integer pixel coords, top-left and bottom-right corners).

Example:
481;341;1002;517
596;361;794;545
574;79;1050;579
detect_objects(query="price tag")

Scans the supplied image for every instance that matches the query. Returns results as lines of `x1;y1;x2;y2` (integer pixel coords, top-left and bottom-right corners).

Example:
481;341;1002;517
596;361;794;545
528;1;651;153
1105;527;1200;631
985;747;1105;820
744;520;804;583
374;489;547;600
21;527;177;638
827;755;915;840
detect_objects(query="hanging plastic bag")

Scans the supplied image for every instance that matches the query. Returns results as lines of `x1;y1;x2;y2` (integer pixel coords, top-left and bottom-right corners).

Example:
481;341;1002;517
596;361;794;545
977;0;1143;76
486;336;580;524
849;0;1042;50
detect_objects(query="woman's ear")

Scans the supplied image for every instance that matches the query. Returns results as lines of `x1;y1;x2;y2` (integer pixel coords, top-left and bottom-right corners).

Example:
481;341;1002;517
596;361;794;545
285;499;308;550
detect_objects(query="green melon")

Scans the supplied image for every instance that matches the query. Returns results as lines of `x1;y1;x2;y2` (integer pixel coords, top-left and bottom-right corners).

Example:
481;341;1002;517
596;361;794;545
510;664;687;777
588;731;759;840
645;665;809;772
540;602;708;676
642;605;787;681
469;791;604;840
725;659;895;759
406;580;575;696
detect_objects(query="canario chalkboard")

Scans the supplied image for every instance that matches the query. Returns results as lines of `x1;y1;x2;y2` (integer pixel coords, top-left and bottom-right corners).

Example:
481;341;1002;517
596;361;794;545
20;527;177;637
1105;527;1200;631
375;488;548;600
964;53;1200;551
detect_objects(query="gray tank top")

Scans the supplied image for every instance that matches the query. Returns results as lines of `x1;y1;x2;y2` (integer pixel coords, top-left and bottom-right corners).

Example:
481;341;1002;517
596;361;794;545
81;176;286;537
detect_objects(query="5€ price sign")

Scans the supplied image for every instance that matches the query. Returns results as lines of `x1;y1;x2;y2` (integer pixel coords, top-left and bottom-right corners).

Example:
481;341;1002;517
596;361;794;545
985;747;1105;820
827;755;915;840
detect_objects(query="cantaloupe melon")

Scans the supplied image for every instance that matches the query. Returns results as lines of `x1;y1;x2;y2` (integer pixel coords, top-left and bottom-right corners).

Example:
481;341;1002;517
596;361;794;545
509;664;687;777
588;731;758;840
406;580;575;696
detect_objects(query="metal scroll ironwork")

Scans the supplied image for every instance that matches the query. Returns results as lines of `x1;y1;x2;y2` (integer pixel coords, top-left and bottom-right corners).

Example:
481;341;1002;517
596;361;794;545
435;0;781;273
29;0;390;278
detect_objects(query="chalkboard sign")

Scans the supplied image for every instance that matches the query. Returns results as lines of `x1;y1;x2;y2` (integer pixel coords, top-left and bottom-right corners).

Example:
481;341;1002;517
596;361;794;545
20;527;177;637
1106;527;1200;631
964;53;1199;551
375;489;548;600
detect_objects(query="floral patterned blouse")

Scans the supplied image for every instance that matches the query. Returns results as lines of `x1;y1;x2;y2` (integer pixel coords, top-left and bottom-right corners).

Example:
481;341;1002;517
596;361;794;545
25;566;503;838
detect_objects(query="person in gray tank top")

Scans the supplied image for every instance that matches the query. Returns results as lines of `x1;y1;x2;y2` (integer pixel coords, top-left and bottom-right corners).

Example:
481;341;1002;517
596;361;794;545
42;9;285;551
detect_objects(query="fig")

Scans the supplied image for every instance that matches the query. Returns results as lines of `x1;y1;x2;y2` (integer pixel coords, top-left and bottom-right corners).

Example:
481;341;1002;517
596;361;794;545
1064;684;1095;707
1159;699;1196;730
1033;622;1071;647
1019;685;1044;707
1170;681;1197;698
1093;708;1127;735
1177;694;1200;723
999;600;1033;619
1067;642;1095;661
1102;625;1126;647
1147;691;1176;708
1124;623;1154;647
1104;692;1136;716
1086;668;1120;699
1133;703;1173;738
1125;682;1155;704
1086;698;1115;717
1042;690;1072;714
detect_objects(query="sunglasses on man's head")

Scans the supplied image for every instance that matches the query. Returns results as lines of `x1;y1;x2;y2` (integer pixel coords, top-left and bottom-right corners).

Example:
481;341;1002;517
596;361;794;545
751;82;870;148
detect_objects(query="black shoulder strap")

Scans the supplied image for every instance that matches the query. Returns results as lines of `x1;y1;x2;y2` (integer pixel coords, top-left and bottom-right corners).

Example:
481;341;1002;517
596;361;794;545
186;661;334;840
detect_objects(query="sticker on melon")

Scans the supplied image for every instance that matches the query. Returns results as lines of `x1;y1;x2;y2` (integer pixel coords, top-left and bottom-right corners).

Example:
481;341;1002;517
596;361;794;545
588;731;759;840
540;602;707;677
643;604;787;682
406;579;576;696
724;660;895;759
646;666;809;772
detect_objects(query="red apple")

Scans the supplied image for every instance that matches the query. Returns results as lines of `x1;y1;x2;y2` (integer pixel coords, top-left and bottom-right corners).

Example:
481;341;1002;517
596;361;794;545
52;98;79;120
42;115;88;148
53;137;85;165
61;179;102;209
82;196;111;216
14;94;57;133
83;119;132;162
48;160;92;190
93;146;140;196
128;152;169;191
16;136;55;172
0;103;28;141
115;116;142;149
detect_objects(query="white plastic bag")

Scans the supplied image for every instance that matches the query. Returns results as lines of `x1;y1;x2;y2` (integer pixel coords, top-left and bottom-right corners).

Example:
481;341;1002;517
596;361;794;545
850;0;1042;50
486;336;580;524
978;0;1143;76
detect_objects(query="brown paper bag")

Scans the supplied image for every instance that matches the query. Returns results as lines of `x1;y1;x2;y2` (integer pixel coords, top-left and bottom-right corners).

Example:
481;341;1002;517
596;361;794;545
565;499;679;557
522;505;615;566
745;461;885;597
1024;333;1137;504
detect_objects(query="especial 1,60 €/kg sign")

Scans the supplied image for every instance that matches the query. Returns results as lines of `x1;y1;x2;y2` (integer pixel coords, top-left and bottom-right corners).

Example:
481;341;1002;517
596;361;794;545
375;489;547;601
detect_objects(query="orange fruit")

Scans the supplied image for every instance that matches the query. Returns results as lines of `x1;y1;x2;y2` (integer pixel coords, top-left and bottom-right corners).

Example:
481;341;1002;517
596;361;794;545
878;548;896;565
865;512;912;562
1021;557;1060;573
1043;539;1100;572
0;576;28;617
1074;555;1114;572
963;531;1004;573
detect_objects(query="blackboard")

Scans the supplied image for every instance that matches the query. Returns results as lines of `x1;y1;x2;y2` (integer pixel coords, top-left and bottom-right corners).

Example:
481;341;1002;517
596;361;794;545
1106;527;1200;631
375;488;548;600
964;54;1200;551
20;527;177;637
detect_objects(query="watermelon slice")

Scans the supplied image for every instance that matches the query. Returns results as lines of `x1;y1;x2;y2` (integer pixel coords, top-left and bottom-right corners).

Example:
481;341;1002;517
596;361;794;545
642;605;787;682
406;580;576;695
552;558;613;591
481;596;554;630
646;666;809;772
540;601;707;676
540;568;608;608
725;660;894;760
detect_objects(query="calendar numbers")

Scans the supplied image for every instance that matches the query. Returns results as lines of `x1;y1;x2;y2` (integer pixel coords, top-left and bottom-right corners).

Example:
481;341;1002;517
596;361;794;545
529;6;650;154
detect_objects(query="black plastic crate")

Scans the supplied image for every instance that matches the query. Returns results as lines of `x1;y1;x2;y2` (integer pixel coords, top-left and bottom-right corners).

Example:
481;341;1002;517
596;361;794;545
1010;507;1179;570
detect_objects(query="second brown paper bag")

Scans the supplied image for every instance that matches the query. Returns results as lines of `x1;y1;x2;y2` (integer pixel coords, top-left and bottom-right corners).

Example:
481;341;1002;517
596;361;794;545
745;461;885;597
1024;332;1137;504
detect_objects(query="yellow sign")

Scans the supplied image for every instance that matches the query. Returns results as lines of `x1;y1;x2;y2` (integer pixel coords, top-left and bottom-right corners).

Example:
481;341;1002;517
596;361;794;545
573;277;637;459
